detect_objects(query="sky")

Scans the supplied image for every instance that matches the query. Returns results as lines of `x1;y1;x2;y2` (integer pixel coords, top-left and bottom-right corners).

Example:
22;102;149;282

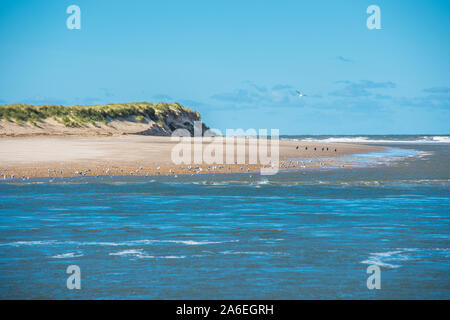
0;0;449;134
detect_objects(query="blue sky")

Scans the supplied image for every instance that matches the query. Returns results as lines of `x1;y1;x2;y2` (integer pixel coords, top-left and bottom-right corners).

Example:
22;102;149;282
0;0;449;134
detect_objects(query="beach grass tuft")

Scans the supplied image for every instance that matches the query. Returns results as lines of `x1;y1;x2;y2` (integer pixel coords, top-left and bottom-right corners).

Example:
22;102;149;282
0;102;201;127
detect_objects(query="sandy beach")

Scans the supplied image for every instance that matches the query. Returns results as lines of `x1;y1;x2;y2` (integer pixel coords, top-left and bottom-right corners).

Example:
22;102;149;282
0;135;381;178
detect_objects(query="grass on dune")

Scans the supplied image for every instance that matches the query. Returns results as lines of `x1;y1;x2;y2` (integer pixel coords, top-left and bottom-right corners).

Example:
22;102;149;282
0;102;201;127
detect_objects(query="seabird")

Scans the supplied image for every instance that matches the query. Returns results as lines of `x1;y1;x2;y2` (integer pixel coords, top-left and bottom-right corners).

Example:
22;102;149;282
296;90;307;97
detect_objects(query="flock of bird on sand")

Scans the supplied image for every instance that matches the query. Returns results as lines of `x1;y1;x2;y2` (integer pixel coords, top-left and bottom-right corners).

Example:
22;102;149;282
1;145;340;180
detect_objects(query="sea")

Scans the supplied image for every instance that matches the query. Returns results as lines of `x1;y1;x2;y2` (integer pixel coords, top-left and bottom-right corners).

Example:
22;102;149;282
0;135;449;299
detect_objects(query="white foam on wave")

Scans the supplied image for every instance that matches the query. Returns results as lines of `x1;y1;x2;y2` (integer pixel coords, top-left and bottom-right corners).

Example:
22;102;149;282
342;147;424;168
431;136;450;143
192;181;230;186
219;250;288;256
52;251;84;259
360;247;450;269
109;249;186;259
285;136;450;144
0;240;58;246
124;239;223;246
220;250;270;256
250;179;271;187
175;178;450;187
299;136;372;143
109;249;154;258
361;250;409;269
169;240;219;245
0;239;232;247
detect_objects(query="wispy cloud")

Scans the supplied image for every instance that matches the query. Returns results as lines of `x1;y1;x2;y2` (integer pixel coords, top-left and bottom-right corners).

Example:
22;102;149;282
423;86;450;94
272;84;293;91
178;99;205;108
336;56;354;63
243;81;268;93
330;80;396;97
397;94;450;109
211;82;301;107
211;89;257;104
374;94;392;100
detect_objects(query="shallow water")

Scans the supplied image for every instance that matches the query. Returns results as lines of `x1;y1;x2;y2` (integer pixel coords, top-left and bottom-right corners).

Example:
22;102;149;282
0;141;449;299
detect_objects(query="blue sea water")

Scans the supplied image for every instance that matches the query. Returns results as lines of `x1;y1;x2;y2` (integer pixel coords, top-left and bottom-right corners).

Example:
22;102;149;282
0;137;449;299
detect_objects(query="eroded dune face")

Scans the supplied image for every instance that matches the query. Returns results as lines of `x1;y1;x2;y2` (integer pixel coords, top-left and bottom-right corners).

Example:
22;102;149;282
0;102;204;137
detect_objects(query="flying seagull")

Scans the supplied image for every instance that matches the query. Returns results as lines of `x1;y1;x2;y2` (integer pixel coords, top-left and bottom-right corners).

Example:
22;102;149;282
296;90;307;97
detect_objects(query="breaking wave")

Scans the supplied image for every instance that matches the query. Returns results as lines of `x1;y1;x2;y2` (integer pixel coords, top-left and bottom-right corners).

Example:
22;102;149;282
283;135;450;144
